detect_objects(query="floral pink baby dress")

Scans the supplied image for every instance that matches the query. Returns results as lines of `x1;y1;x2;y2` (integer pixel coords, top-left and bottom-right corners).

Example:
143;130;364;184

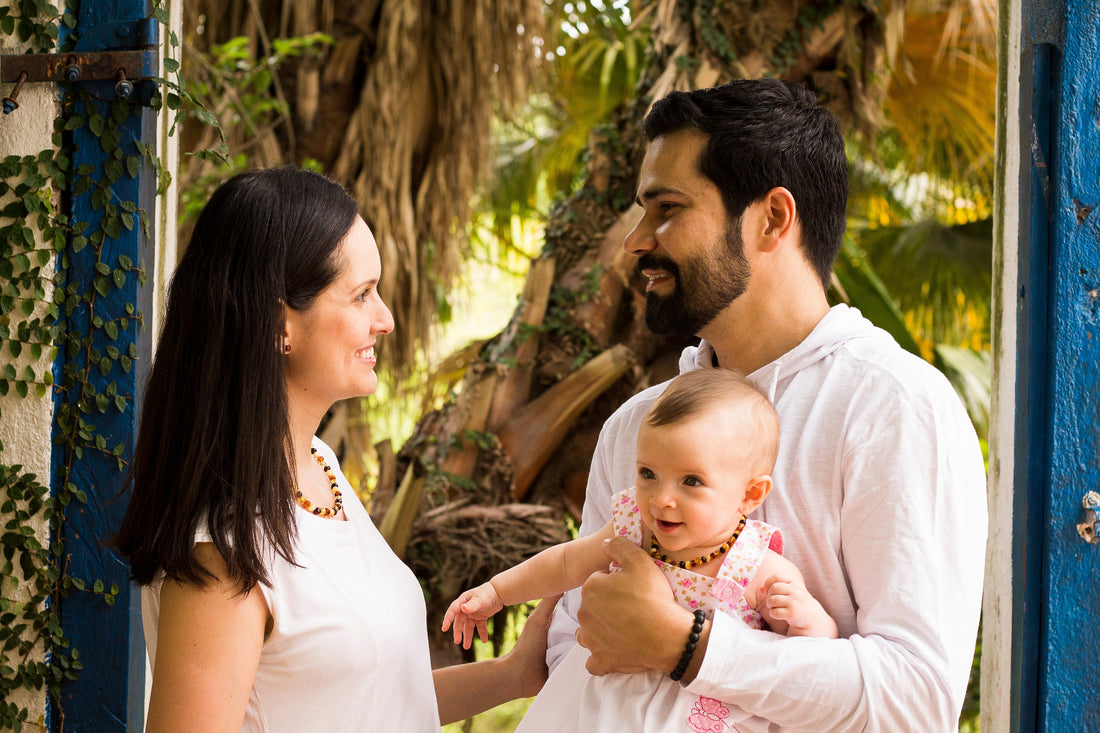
517;487;784;733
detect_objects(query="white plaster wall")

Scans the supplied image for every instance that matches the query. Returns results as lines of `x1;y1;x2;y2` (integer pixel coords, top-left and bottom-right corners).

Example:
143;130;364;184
152;0;181;339
982;0;1022;729
0;2;62;727
142;1;182;722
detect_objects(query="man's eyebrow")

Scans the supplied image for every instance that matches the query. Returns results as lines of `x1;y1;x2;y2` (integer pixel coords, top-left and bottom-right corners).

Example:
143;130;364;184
635;186;688;207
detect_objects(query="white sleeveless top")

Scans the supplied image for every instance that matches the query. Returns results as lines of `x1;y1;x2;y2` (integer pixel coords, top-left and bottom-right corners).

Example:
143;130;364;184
142;438;441;731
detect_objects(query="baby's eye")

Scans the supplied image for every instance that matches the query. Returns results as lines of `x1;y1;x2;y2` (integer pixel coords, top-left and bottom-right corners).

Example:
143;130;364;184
638;467;655;481
683;476;703;487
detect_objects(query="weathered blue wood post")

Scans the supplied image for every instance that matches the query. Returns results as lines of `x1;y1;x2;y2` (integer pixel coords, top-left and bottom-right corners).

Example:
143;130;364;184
53;1;157;729
987;0;1100;729
1034;0;1100;728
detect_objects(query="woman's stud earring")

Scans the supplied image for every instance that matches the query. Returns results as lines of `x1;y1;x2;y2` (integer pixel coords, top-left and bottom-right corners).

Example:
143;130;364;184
283;344;291;354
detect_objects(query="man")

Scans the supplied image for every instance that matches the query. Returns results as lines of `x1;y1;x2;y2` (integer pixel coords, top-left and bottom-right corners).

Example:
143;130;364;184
542;79;987;731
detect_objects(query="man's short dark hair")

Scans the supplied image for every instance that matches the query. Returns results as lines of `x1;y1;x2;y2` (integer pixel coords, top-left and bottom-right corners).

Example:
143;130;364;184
643;79;848;287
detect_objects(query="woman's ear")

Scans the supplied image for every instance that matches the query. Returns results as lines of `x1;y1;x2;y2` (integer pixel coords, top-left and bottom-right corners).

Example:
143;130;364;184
738;474;773;515
280;301;293;354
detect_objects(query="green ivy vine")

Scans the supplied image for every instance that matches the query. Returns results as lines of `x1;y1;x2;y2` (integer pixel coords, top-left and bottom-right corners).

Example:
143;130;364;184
0;1;208;729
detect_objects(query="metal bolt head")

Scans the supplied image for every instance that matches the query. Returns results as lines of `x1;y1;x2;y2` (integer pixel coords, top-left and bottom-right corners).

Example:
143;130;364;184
2;99;17;114
64;65;81;82
117;25;131;38
115;80;133;99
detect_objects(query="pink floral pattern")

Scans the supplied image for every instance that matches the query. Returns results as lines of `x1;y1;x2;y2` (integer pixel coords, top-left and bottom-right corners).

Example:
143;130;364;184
687;697;733;732
611;487;782;628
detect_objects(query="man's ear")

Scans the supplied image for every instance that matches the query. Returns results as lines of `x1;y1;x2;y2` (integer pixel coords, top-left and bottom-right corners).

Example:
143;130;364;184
758;187;797;252
738;474;773;515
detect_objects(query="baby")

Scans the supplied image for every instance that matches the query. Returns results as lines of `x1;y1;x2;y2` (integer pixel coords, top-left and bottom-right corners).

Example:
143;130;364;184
444;368;837;651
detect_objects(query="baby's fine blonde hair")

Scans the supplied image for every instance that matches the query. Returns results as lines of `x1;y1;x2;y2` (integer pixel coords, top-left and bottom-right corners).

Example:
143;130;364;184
645;369;780;474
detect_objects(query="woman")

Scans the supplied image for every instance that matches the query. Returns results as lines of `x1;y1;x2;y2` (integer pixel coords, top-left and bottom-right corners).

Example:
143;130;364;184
115;167;553;731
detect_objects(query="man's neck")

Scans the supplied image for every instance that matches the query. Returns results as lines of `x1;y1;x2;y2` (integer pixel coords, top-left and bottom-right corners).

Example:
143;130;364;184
701;285;831;375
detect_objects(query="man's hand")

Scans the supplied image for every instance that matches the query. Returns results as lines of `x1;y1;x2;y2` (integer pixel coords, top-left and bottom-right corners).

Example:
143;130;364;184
575;537;699;677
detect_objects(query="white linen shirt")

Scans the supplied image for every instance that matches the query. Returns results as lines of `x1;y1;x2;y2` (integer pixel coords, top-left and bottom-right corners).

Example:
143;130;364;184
544;304;987;732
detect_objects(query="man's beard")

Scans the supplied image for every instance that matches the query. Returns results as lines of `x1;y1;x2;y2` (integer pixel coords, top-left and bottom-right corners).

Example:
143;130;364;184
638;222;751;338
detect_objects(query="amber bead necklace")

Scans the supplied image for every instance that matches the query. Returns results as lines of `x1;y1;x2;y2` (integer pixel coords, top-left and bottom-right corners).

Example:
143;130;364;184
294;447;343;518
647;515;746;569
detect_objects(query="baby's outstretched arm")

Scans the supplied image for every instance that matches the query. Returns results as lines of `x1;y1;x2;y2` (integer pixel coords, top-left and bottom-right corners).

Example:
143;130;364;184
442;582;505;649
750;551;838;639
442;522;616;649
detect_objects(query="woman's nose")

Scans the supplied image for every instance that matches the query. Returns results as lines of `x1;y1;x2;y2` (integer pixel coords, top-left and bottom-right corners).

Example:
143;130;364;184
373;300;395;335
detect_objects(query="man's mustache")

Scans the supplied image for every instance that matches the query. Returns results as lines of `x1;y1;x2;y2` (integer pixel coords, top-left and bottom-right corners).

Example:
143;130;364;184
636;254;680;281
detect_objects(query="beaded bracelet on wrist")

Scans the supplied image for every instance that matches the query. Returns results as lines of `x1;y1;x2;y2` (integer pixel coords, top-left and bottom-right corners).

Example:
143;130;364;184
670;608;706;682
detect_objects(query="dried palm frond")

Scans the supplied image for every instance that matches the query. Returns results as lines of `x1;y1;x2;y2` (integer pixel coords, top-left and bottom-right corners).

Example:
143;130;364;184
181;0;547;375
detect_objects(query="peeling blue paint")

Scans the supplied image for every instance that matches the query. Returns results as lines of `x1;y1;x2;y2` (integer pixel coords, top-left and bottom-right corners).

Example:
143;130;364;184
51;1;154;730
1035;0;1100;729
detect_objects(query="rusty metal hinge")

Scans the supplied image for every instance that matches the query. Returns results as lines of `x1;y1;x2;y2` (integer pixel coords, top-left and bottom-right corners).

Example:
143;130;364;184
1;18;160;112
1076;491;1100;544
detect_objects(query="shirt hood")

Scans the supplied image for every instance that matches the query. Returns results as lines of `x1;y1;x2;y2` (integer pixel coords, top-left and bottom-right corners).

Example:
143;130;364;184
677;303;885;402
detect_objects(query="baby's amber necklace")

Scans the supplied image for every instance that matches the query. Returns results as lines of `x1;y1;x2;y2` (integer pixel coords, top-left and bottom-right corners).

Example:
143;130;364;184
294;447;344;518
648;515;746;569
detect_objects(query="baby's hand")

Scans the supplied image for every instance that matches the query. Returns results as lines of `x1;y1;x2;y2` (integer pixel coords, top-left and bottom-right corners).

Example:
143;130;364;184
762;574;837;638
763;575;813;624
441;582;505;649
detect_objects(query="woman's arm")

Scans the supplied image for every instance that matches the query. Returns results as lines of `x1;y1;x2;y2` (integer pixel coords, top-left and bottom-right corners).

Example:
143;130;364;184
145;543;270;732
434;595;559;725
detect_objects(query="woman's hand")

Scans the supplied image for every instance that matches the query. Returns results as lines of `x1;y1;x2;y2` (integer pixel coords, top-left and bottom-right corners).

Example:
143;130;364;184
505;594;560;698
434;595;559;724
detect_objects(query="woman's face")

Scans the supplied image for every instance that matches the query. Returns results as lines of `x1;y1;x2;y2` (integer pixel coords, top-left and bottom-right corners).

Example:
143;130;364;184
284;216;394;412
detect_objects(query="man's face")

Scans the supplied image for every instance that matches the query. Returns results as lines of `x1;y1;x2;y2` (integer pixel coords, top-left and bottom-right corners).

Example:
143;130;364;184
637;221;750;337
625;130;751;338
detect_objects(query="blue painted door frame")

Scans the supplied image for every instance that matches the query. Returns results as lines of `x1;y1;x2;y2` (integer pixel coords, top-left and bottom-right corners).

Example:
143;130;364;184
53;0;155;730
1015;0;1100;730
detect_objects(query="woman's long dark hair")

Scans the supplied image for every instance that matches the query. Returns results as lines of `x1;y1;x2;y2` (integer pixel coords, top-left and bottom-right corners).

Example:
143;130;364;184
114;167;360;593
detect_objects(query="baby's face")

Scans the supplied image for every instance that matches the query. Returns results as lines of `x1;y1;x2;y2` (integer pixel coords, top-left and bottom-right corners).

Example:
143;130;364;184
634;410;760;561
